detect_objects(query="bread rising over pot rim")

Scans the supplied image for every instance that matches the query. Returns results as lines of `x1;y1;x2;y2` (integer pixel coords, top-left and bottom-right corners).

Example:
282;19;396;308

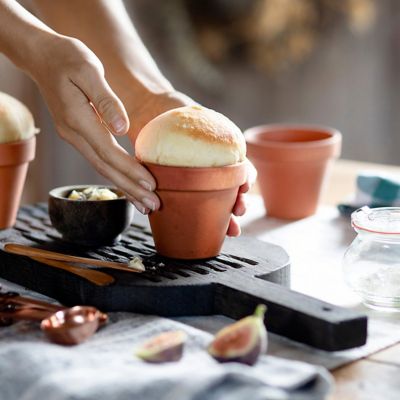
135;105;246;167
0;91;39;144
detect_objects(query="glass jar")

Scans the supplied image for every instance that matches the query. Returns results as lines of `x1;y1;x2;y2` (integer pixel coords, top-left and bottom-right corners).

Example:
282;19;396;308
343;206;400;311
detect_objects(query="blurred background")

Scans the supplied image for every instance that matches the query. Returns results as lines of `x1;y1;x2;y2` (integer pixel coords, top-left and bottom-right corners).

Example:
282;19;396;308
1;0;399;203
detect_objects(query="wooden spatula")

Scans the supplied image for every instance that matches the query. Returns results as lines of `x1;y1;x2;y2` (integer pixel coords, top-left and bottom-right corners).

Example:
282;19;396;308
30;256;115;287
4;243;145;273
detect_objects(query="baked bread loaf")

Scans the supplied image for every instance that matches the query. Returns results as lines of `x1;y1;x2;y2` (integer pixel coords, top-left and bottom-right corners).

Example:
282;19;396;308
0;91;38;144
135;105;246;167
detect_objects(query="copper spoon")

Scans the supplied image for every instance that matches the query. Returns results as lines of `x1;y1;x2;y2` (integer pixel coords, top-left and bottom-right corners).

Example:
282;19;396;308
0;293;62;322
40;306;108;345
0;292;108;345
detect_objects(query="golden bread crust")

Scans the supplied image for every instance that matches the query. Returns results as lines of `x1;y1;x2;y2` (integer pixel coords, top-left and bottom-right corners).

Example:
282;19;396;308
135;106;246;167
0;92;37;144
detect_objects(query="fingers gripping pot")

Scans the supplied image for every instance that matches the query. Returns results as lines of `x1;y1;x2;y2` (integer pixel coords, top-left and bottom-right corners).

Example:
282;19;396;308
136;106;247;259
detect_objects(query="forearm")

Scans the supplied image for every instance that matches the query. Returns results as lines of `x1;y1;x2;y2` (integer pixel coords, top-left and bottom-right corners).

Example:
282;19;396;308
0;0;55;72
31;0;174;109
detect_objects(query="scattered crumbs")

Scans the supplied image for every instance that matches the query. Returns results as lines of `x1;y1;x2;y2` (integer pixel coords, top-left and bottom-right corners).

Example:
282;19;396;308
129;256;146;272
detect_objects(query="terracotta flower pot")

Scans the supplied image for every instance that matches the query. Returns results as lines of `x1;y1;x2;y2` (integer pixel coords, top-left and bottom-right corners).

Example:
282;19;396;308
245;124;341;219
0;136;36;229
143;161;247;259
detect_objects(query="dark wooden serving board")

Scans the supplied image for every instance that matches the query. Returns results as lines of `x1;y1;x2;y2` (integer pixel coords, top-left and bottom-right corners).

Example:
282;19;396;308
0;204;367;351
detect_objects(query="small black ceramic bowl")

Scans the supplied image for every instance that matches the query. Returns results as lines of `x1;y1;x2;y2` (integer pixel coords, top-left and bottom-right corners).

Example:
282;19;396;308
48;185;134;247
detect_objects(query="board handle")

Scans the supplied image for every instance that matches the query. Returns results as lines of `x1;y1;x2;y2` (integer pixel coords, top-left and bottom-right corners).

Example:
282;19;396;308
213;274;367;351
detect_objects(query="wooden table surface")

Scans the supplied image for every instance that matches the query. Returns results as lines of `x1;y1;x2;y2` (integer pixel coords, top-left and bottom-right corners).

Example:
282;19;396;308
252;158;400;400
326;160;400;400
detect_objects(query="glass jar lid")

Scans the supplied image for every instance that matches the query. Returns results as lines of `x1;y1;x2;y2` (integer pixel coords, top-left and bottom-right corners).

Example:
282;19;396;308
351;206;400;235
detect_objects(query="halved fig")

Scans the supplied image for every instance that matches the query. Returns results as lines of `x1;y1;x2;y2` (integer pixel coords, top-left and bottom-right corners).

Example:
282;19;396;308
135;330;187;363
208;304;267;366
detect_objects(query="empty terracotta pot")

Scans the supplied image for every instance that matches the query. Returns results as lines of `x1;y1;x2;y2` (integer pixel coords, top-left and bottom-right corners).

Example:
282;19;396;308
143;162;247;259
245;124;342;219
0;136;36;229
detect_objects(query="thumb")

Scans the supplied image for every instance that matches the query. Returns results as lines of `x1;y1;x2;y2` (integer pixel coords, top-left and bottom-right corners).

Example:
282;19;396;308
80;72;130;136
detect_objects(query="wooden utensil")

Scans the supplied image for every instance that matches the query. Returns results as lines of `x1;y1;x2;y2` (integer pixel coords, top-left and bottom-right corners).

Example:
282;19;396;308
30;256;115;287
4;243;144;273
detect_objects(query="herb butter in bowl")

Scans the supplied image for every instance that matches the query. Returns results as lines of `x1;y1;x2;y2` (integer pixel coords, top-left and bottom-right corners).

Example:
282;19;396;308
49;185;134;247
67;187;119;201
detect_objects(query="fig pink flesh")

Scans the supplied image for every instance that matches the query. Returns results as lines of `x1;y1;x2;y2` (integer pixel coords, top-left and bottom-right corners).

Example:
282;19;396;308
136;331;187;363
141;331;185;350
212;323;252;353
208;305;268;362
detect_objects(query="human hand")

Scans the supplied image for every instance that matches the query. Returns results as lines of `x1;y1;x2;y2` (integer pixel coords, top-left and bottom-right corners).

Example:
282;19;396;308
27;34;160;214
126;90;196;143
227;159;257;237
126;90;256;236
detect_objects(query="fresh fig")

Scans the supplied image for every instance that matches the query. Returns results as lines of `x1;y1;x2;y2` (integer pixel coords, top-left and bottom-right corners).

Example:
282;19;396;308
208;304;267;366
135;330;187;363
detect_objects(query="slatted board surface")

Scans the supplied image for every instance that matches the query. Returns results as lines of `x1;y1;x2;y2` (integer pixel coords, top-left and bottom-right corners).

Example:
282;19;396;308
2;203;288;286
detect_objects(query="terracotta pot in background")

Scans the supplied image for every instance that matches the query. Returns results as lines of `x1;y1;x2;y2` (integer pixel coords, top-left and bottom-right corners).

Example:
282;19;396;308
245;125;342;219
144;162;247;259
0;136;36;229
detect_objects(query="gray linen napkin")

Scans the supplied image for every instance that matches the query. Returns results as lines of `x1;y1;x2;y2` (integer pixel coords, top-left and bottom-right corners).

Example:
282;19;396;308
0;312;332;400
